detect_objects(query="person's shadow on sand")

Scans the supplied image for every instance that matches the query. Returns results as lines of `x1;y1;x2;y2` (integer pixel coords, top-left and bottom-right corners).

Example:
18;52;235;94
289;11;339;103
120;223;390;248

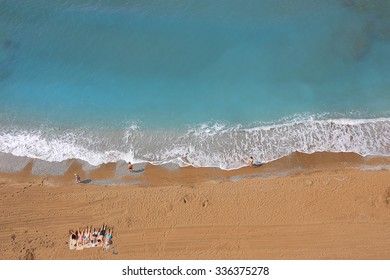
80;179;92;184
131;168;145;173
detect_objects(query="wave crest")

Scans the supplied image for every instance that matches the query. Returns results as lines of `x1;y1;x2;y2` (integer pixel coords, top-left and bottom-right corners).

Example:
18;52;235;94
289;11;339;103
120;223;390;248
0;117;389;170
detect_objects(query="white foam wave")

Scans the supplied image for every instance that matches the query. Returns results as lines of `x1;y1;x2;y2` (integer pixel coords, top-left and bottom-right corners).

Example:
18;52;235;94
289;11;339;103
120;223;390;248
0;116;389;170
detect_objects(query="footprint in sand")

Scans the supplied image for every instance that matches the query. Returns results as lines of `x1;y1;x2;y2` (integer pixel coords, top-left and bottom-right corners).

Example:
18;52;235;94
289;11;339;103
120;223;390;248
384;189;390;206
181;193;196;204
21;249;35;260
125;217;132;227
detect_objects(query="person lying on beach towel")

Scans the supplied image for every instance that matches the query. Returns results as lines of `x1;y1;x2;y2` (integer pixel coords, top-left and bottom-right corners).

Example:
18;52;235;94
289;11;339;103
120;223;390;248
97;224;107;247
69;224;114;250
104;227;113;249
69;230;77;250
91;228;99;246
76;228;84;250
83;226;92;248
83;226;92;246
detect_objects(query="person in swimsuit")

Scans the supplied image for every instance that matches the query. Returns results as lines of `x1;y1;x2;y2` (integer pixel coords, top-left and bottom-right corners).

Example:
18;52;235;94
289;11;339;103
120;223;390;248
83;226;91;245
97;224;106;246
104;227;113;249
70;230;77;240
77;228;84;247
74;173;81;183
248;156;262;166
69;229;78;250
128;162;133;172
99;224;106;236
91;228;99;245
105;228;113;244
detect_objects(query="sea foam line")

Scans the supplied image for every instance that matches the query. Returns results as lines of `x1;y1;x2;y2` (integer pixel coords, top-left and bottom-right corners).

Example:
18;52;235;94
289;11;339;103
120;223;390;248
0;117;389;170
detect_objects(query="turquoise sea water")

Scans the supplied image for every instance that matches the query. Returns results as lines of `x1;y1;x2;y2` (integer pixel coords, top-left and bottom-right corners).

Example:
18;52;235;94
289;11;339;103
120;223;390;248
0;0;389;169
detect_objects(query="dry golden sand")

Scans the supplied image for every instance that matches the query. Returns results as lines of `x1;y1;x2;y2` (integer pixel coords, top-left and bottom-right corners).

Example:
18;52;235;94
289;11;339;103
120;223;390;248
0;152;389;260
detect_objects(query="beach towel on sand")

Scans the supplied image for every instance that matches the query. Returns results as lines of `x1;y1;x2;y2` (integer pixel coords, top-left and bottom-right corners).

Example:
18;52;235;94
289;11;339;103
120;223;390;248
69;236;77;250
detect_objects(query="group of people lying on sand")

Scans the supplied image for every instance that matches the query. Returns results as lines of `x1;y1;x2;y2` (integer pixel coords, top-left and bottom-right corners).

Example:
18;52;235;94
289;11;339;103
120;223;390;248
69;225;113;250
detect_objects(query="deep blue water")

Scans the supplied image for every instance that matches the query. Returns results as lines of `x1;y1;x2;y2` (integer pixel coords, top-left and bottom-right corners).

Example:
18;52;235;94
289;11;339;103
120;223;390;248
0;0;389;169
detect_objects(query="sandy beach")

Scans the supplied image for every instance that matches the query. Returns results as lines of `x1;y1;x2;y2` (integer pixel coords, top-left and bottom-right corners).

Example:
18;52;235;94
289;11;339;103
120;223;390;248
0;152;389;260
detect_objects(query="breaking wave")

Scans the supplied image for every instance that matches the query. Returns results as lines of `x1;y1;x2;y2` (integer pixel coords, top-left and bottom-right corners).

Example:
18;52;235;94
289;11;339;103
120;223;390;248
0;115;389;170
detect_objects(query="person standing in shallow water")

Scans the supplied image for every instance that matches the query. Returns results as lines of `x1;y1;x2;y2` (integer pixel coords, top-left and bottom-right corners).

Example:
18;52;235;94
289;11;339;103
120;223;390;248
248;156;254;166
74;173;81;183
128;162;133;172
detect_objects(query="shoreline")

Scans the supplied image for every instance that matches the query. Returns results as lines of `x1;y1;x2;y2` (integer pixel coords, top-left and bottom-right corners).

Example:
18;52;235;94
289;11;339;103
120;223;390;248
1;116;389;171
0;152;389;259
1;151;390;187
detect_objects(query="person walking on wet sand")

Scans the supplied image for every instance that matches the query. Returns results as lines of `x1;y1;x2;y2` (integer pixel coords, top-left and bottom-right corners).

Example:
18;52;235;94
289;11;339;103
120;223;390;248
74;173;81;183
128;162;133;172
